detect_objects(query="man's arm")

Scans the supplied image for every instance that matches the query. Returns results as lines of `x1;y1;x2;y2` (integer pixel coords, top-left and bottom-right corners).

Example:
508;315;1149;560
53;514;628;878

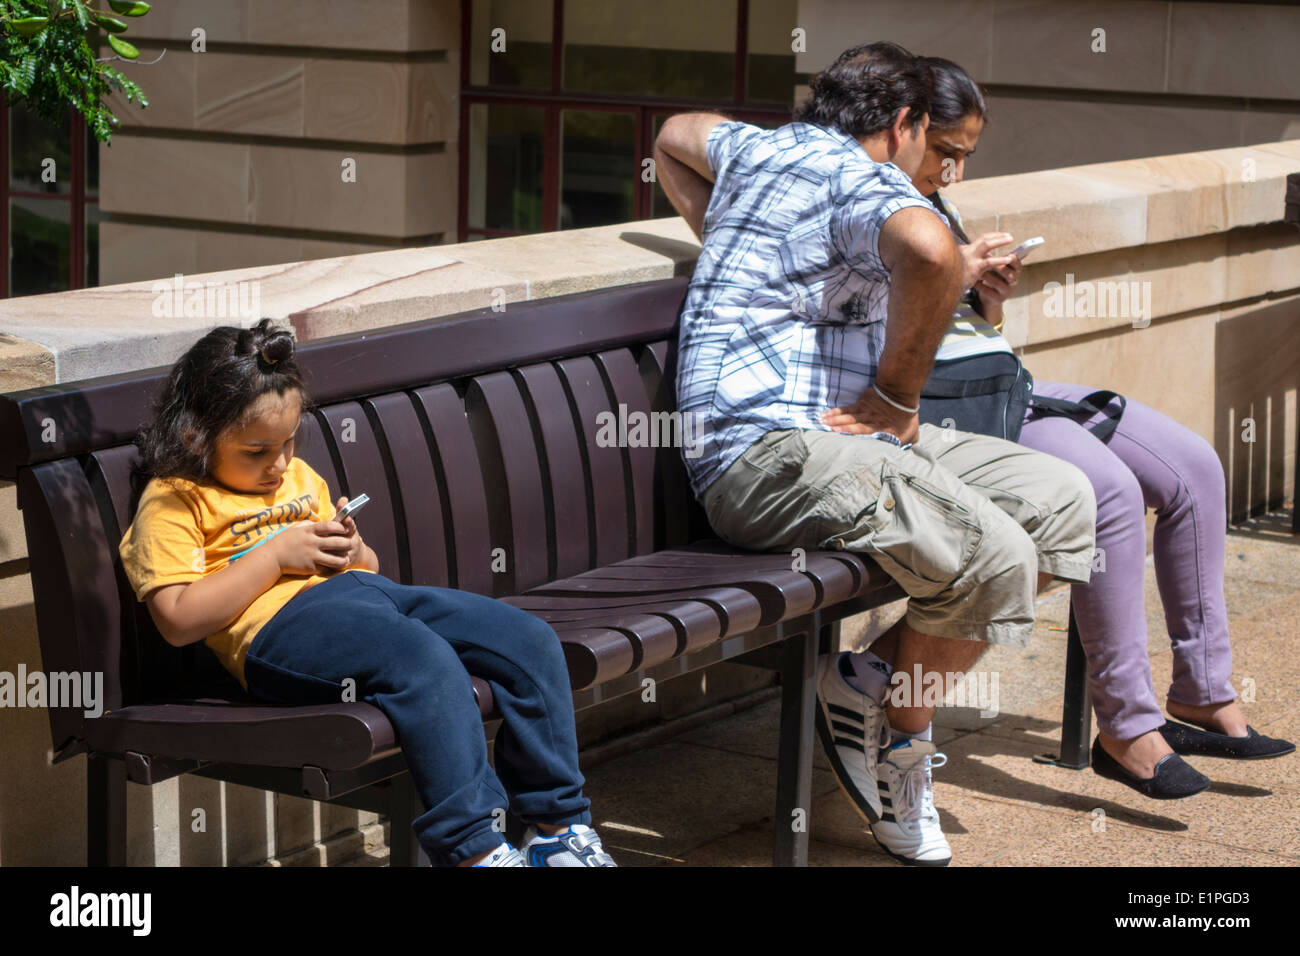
821;206;964;443
653;112;730;240
875;206;965;406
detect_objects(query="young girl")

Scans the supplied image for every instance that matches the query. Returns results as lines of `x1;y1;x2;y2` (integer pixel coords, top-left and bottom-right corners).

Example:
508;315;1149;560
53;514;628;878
118;319;616;867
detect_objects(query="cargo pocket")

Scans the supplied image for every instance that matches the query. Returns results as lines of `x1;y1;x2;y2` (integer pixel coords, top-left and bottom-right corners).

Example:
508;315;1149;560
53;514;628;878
816;461;985;599
808;462;890;551
705;429;812;551
740;428;810;481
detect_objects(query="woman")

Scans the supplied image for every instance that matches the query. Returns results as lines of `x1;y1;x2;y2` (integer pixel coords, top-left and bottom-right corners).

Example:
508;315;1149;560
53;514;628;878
913;56;1293;796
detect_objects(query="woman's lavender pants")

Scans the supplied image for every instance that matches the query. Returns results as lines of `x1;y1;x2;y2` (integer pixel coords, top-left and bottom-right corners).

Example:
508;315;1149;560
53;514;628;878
1018;380;1237;739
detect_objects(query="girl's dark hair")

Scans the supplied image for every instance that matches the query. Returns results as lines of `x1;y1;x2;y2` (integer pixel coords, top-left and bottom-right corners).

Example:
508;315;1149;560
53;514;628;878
133;318;312;485
922;56;988;132
793;41;932;138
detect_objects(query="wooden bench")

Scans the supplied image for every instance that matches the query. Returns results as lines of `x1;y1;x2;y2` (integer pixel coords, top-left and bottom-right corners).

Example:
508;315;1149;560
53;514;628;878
0;274;1096;866
0;276;913;867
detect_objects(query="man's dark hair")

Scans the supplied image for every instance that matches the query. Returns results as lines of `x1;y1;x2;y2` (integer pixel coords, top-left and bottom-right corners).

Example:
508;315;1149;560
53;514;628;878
792;41;932;138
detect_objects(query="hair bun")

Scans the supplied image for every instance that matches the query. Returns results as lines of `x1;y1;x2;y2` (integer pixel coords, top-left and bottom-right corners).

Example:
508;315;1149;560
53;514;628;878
254;322;295;370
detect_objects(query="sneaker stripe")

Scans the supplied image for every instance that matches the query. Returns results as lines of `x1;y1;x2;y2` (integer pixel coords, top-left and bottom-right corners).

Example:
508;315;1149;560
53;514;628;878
833;735;866;752
827;703;864;723
831;720;864;739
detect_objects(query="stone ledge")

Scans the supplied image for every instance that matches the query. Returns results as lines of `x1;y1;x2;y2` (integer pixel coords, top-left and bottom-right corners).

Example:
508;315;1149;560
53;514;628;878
0;333;55;391
945;140;1300;259
0;217;700;390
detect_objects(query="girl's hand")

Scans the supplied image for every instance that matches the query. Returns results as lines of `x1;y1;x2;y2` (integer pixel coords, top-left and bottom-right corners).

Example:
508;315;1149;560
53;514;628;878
959;232;1017;293
317;496;367;571
271;520;353;576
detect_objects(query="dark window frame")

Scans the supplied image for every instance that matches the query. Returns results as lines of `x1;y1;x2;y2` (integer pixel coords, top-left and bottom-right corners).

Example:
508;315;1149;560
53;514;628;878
458;0;797;241
0;98;98;298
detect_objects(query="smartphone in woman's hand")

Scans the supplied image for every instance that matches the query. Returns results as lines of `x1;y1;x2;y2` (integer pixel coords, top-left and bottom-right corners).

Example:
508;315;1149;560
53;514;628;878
1008;236;1044;262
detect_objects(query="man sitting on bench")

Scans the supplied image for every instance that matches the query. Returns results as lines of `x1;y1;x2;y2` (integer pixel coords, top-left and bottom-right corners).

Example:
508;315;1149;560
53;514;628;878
653;40;1097;867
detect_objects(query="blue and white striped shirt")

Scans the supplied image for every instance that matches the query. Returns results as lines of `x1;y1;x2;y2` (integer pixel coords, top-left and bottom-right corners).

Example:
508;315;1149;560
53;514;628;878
676;120;947;498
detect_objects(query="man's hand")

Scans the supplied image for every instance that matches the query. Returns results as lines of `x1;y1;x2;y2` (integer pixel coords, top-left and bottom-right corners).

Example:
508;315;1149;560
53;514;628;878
821;387;919;445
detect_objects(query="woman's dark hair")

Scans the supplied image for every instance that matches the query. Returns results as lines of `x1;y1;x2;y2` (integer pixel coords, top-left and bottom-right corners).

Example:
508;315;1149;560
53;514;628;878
922;56;988;132
133;318;312;485
792;41;932;138
918;58;990;315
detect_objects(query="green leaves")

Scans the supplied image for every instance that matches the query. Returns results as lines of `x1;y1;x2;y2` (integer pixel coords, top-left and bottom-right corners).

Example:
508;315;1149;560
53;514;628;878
1;0;153;142
106;34;137;58
7;16;50;36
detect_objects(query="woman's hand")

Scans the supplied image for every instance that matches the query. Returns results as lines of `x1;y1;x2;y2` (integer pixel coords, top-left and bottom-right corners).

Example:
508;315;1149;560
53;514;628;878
959;232;1017;293
972;249;1022;308
271;519;353;576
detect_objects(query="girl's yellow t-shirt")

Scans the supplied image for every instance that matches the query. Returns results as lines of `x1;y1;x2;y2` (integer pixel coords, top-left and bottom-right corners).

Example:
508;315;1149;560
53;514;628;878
117;456;377;692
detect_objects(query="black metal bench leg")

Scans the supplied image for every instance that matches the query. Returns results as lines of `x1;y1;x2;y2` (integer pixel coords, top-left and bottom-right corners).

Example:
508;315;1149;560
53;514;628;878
773;619;820;867
87;753;127;866
1034;600;1092;769
1293;409;1299;533
389;771;431;867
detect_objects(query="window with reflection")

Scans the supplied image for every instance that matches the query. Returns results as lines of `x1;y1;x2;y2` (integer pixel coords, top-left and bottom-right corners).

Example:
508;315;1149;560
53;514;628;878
2;103;98;297
460;0;802;239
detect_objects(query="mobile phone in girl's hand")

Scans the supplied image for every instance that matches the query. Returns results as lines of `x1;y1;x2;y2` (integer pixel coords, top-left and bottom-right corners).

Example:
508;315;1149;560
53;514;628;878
335;493;370;521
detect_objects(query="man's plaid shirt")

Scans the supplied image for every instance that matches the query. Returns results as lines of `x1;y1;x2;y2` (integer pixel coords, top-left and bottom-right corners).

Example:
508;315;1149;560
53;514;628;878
676;120;946;498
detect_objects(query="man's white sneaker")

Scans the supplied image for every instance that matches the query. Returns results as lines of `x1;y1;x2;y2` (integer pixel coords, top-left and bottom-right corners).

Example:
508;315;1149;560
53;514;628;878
815;652;892;823
871;738;952;867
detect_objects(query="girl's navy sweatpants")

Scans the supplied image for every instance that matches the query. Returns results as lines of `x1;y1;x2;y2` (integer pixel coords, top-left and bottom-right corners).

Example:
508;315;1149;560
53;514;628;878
244;570;590;866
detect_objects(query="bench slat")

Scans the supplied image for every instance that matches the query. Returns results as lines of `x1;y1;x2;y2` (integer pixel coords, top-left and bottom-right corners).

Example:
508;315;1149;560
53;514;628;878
316;402;405;584
411;383;494;596
594;347;657;557
516;362;595;580
556;355;631;568
363;392;451;588
466;370;550;595
637;340;699;548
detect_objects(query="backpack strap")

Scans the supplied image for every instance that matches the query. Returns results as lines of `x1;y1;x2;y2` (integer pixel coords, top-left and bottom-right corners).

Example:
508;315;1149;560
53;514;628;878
1030;390;1127;442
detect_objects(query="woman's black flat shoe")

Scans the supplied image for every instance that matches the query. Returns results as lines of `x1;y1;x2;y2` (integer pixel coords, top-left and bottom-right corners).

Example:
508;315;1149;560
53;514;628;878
1159;720;1296;760
1091;736;1211;799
